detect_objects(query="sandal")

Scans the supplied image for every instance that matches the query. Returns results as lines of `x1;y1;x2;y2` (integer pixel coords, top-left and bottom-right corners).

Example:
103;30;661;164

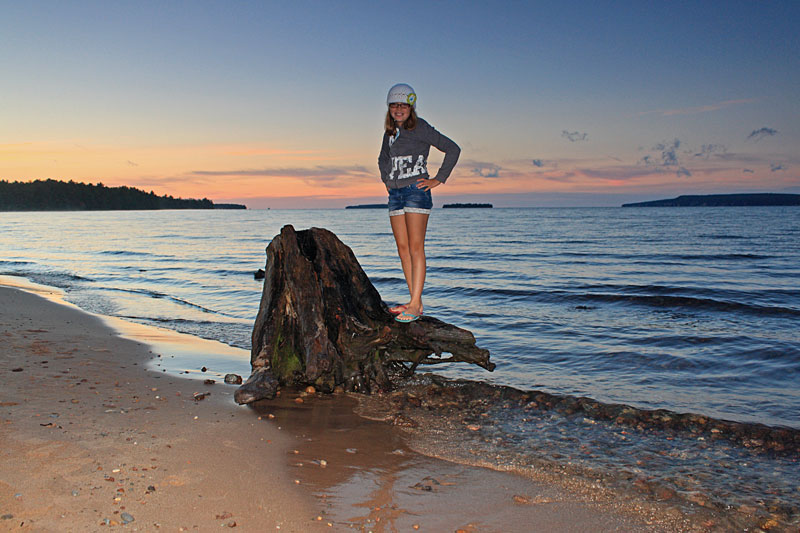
395;311;421;323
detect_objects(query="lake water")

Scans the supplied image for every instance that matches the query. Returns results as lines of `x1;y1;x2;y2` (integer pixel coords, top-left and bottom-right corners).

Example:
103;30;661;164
2;207;799;529
2;207;798;428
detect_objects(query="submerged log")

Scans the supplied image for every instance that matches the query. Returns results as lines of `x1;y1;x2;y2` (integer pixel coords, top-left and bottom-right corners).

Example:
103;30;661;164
236;225;493;403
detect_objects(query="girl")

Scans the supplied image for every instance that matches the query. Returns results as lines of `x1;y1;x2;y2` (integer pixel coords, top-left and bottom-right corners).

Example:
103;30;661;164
378;83;461;323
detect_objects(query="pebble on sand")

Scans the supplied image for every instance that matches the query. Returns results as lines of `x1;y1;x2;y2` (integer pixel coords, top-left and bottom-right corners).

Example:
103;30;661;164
224;374;243;385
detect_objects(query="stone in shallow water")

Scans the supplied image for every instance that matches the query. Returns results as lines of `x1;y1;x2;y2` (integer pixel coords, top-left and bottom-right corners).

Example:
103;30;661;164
224;373;243;385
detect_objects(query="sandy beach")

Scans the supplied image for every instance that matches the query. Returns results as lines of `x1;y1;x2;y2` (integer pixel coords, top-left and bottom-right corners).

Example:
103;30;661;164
1;284;682;532
0;285;329;532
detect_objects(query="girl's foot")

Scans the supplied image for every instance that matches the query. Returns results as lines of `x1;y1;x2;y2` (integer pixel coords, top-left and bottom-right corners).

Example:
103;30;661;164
403;305;423;317
388;304;408;315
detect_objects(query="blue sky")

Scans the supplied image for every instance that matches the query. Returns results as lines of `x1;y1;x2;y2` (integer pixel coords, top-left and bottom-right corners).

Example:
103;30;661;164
1;1;798;207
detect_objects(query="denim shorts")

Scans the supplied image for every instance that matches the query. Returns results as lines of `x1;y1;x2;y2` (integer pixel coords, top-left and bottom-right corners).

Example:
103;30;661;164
388;182;433;216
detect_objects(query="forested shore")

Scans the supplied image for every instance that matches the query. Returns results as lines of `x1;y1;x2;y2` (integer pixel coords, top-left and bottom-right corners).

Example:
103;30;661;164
0;179;243;211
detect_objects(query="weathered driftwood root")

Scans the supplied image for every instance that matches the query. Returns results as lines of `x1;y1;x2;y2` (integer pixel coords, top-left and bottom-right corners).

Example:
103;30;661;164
235;225;493;404
233;368;279;404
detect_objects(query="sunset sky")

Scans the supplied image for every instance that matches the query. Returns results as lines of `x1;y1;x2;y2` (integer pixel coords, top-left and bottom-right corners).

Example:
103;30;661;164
2;1;798;208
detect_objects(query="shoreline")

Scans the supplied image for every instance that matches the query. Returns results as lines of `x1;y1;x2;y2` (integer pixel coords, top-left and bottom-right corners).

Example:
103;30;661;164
0;280;680;531
0;285;327;532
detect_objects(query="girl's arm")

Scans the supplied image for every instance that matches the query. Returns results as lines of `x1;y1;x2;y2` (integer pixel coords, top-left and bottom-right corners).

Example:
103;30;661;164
378;134;391;184
422;122;461;184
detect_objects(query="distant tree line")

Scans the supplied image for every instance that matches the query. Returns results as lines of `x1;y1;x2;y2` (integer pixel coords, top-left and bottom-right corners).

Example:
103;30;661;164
622;193;800;207
442;203;493;208
0;179;216;211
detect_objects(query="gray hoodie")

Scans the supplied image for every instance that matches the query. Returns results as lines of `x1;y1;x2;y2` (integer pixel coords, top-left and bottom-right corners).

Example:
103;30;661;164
378;117;460;189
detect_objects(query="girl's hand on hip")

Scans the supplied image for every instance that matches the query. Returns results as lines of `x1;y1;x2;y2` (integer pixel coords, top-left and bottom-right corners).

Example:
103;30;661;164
416;178;441;191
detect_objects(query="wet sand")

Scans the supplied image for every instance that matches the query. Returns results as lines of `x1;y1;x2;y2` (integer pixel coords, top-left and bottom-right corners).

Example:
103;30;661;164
1;284;672;532
0;286;329;532
253;395;679;532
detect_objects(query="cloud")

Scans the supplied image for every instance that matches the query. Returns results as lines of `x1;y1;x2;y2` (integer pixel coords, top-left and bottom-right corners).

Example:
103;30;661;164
561;130;588;142
742;168;754;173
532;159;544;167
188;165;373;187
714;152;767;164
693;144;727;159
747;127;777;142
638;138;691;177
470;161;501;177
653;139;680;166
770;163;786;172
637;99;755;117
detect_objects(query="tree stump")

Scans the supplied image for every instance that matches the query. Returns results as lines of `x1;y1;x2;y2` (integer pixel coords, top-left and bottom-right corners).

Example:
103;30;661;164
235;225;494;404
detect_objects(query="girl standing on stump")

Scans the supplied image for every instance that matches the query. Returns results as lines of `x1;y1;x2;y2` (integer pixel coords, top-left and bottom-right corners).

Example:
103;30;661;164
378;83;461;323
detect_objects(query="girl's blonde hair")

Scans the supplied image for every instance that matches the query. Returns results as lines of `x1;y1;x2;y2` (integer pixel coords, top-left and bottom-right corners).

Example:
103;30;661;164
384;106;418;136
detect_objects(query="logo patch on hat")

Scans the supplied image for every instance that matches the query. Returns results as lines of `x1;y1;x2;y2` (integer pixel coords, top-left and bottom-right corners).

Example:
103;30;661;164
407;93;417;106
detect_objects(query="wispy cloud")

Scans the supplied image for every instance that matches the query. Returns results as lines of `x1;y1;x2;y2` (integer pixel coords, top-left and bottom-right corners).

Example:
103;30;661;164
223;148;321;157
693;144;727;160
743;168;754;173
469;161;501;178
770;163;786;172
638;138;691;177
188;165;373;186
637;98;755;117
561;130;588;142
747;127;778;142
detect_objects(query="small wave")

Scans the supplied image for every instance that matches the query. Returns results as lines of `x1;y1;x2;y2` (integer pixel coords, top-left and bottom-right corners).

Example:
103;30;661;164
571;292;800;317
430;285;546;300
413;372;800;447
672;253;769;261
28;271;91;287
429;282;800;318
370;276;406;284
117;315;248;326
100;249;155;257
430;265;489;275
208;269;259;276
698;234;747;240
100;286;238;318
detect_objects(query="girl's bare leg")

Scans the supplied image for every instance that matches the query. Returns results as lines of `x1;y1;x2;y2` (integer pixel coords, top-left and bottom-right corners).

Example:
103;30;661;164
390;212;429;316
390;214;413;304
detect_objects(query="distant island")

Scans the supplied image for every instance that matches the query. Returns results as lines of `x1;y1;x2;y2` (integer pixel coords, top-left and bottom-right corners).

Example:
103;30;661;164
443;203;493;209
345;203;388;209
622;193;800;208
0;179;246;211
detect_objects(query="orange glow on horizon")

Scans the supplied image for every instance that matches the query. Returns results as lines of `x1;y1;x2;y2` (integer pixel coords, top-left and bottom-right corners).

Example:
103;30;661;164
2;140;797;205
